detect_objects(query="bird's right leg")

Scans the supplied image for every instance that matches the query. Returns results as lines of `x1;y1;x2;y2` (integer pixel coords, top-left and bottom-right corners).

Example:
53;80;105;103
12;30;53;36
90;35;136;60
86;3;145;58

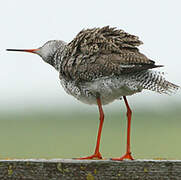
77;97;104;160
112;96;134;161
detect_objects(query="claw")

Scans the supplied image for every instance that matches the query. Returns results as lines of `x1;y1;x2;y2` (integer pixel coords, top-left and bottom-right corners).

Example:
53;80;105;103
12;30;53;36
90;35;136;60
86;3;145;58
76;152;103;160
111;152;134;161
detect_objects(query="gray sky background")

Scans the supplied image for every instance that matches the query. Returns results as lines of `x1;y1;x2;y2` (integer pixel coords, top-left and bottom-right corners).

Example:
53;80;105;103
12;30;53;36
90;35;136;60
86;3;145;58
1;0;180;112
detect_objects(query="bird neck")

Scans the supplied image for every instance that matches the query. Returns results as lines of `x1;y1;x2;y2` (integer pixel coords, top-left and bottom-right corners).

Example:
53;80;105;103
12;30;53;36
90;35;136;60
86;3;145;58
51;45;67;71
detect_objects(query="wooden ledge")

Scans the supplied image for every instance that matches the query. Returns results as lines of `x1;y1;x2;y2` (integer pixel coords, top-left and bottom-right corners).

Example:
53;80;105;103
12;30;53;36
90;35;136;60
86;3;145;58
0;159;181;179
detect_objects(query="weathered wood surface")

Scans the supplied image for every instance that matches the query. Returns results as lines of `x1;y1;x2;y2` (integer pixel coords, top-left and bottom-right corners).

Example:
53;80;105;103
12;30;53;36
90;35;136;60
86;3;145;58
0;159;181;179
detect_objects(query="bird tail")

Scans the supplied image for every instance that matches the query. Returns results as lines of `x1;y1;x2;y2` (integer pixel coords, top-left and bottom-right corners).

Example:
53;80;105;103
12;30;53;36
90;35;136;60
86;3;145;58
134;70;180;94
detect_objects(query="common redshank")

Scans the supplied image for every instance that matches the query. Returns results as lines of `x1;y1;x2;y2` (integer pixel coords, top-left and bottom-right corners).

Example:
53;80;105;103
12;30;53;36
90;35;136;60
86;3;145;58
7;26;179;160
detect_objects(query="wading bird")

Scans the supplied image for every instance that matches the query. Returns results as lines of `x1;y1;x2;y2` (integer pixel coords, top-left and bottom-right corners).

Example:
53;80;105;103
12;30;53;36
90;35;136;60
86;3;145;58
7;26;179;160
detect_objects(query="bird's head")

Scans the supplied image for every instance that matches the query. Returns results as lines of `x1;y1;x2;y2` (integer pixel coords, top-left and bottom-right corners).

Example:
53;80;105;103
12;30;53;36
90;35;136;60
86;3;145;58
7;40;67;70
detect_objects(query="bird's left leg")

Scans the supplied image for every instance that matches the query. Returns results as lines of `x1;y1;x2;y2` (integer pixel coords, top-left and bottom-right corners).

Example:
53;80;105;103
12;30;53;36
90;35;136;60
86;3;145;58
112;96;134;161
77;97;104;160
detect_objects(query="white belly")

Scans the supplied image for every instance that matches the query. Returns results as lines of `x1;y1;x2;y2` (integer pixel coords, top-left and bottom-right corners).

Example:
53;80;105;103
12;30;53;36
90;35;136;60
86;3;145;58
60;75;143;105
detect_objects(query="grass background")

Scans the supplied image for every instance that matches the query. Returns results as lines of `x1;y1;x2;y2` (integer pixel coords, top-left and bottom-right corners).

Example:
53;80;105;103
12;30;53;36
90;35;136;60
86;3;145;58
0;102;180;160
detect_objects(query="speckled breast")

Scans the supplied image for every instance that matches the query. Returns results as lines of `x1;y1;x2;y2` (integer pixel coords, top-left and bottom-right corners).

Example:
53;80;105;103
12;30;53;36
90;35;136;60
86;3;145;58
60;75;142;105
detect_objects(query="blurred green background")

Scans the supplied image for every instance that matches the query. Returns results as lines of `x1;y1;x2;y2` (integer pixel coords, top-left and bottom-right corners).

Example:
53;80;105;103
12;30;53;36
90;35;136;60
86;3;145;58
1;0;181;161
0;100;180;160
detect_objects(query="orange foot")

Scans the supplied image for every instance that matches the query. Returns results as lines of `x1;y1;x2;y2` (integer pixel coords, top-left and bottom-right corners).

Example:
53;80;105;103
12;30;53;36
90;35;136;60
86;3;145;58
76;152;103;160
111;152;134;161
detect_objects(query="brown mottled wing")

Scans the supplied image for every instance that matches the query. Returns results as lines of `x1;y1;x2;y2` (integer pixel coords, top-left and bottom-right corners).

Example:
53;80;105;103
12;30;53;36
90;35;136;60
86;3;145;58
71;52;160;82
62;26;162;82
67;26;143;56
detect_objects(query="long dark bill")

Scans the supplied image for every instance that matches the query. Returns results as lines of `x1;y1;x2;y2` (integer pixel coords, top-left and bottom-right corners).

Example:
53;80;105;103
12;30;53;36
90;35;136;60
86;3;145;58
6;49;38;53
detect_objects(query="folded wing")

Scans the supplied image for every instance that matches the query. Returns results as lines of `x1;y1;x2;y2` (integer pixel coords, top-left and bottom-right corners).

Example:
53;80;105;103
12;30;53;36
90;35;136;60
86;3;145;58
62;26;162;82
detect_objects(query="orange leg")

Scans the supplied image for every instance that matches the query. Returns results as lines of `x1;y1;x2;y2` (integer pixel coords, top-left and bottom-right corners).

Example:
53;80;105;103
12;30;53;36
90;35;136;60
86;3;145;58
77;97;104;160
112;96;134;161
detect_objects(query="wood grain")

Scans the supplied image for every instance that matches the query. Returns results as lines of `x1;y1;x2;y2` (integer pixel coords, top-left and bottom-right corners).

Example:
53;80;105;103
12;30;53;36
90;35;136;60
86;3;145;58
0;159;181;179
